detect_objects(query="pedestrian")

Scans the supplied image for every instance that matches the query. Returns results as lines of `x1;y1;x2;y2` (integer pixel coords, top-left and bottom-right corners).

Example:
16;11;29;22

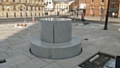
81;13;85;22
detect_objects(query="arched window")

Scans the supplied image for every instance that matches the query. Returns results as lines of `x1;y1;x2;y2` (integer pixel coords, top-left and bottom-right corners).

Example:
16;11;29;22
26;6;28;10
2;6;4;11
20;6;23;11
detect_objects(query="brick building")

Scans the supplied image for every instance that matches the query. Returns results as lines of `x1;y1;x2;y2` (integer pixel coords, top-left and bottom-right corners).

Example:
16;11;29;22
69;0;120;17
85;0;108;16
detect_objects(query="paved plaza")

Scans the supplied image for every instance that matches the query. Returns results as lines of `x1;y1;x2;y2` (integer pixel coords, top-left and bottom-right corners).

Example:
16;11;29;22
0;21;120;68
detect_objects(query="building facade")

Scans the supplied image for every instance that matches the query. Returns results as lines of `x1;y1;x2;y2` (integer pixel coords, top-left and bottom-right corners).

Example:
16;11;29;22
54;2;69;15
86;0;108;16
69;0;120;17
0;0;44;18
109;0;119;17
44;0;54;15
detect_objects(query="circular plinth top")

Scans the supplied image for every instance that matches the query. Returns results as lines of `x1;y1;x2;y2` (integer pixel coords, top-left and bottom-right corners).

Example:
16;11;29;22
40;18;71;22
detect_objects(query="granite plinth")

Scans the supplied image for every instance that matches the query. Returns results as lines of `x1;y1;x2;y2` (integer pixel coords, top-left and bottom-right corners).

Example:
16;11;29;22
30;35;82;59
40;18;72;43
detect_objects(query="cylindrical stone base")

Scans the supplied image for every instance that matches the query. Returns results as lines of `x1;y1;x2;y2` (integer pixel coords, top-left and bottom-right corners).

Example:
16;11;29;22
30;35;82;59
40;18;72;43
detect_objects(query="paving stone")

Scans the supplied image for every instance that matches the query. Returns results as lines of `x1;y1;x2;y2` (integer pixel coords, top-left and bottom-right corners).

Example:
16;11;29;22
7;38;30;49
100;44;120;56
17;58;47;68
0;40;10;48
0;52;9;59
6;48;27;57
81;38;96;46
8;42;30;49
78;51;95;59
42;62;64;68
0;46;9;53
82;45;101;54
92;36;119;49
8;65;18;68
56;56;85;68
6;54;30;66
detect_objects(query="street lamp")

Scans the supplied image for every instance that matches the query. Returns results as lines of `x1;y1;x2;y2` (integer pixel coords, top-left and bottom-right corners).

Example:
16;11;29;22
103;0;110;30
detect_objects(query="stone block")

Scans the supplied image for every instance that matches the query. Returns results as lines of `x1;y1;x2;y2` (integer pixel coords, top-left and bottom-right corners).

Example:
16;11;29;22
6;54;30;66
17;58;47;68
56;56;85;68
42;62;64;68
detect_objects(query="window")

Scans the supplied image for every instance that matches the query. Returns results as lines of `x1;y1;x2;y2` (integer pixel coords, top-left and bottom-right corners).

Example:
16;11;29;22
13;6;16;10
13;0;15;2
6;0;8;2
19;0;22;3
2;6;4;11
100;7;104;15
26;0;27;3
91;0;94;3
101;0;104;2
39;7;40;10
20;6;23;11
7;7;9;11
35;7;36;11
90;7;94;15
26;6;28;10
31;6;33;11
1;0;3;2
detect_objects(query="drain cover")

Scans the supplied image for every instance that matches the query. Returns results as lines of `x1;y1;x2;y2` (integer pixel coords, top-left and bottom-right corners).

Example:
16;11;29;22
79;52;115;68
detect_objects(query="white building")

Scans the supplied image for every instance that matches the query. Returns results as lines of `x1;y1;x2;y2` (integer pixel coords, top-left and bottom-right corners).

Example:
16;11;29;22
44;0;54;15
54;2;69;15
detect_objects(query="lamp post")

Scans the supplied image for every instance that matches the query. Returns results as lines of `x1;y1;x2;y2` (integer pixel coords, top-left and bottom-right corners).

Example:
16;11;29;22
76;0;80;17
103;0;110;30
